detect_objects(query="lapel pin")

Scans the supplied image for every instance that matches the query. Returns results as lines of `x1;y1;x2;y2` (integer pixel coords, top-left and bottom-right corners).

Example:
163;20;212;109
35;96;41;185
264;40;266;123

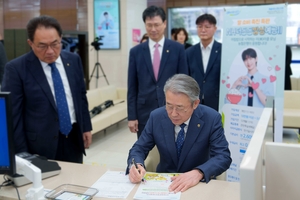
215;50;218;53
166;50;169;53
197;124;200;127
67;63;70;66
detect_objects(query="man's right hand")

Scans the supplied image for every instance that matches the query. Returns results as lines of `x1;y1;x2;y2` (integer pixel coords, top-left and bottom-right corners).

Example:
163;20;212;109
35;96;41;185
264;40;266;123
128;120;138;133
129;164;146;183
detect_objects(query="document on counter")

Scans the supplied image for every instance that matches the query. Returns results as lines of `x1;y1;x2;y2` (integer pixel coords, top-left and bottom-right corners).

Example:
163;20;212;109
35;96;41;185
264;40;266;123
91;170;135;198
133;172;181;200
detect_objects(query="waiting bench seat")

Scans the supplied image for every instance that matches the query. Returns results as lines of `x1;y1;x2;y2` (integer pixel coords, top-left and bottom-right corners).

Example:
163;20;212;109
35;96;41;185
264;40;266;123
283;90;300;131
291;77;300;91
86;85;127;134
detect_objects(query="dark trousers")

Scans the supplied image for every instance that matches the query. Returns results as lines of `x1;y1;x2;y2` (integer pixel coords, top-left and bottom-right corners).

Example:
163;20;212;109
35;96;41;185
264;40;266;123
137;124;145;139
55;123;83;163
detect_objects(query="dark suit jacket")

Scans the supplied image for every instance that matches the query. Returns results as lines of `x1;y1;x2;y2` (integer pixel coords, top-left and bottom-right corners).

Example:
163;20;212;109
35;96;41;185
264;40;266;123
184;43;192;49
285;45;292;90
186;41;222;111
127;105;231;183
1;51;92;159
127;39;188;125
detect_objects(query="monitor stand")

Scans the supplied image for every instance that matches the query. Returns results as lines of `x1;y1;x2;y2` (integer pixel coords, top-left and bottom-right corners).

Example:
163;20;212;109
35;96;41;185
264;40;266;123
8;153;61;187
13;156;46;200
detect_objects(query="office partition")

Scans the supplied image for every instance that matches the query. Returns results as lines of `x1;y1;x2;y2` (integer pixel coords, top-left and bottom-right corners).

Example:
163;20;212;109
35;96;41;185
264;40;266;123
240;108;273;200
265;142;300;200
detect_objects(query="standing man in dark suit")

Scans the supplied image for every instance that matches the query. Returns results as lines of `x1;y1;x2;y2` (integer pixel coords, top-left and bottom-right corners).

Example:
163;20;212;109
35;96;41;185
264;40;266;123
127;6;188;138
126;74;231;192
186;14;221;111
1;16;92;163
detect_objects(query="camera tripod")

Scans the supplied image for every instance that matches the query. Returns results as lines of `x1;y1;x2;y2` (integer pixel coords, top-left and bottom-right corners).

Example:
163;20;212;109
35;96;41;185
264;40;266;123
89;51;109;87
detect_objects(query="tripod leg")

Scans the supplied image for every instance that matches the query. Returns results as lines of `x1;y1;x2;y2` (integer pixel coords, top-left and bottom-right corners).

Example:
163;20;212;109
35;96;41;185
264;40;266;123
89;62;102;86
90;51;109;87
89;64;97;84
96;63;100;88
98;62;109;85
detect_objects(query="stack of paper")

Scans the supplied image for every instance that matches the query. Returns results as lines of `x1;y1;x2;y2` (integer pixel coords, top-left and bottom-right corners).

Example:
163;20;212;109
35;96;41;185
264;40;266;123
91;171;135;198
133;172;181;200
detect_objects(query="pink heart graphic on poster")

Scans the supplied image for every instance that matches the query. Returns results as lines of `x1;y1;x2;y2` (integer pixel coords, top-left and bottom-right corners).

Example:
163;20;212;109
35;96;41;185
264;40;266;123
270;75;277;82
226;83;230;88
222;80;226;84
269;57;272;60
275;65;281;71
243;93;246;97
262;78;266;84
251;82;259;90
249;92;253;97
268;67;272;71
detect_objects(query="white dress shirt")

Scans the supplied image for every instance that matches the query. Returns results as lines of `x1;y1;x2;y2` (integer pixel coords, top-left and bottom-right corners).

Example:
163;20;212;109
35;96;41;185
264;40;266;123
200;39;214;73
174;118;191;141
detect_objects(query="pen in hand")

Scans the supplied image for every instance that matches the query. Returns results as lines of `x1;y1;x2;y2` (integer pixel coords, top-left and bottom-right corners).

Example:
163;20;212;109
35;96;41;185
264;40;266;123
132;158;140;173
132;158;144;182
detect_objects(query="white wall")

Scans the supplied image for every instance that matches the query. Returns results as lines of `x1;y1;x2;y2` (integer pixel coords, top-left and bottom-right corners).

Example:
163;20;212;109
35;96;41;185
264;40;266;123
87;0;147;89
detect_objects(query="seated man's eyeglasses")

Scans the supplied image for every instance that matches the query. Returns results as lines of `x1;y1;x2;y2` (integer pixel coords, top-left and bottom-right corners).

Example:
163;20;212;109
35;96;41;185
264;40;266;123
165;104;189;114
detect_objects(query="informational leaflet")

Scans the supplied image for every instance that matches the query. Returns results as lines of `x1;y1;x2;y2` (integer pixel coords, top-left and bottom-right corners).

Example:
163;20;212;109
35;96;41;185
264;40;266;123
133;172;181;200
91;171;135;198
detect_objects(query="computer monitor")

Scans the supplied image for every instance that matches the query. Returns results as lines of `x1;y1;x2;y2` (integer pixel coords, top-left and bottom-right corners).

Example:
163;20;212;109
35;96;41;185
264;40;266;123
0;92;16;175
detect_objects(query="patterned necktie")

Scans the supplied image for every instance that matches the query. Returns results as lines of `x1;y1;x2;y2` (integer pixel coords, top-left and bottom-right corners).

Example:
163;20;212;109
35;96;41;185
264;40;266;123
176;123;186;158
153;43;160;80
248;76;254;106
49;63;72;136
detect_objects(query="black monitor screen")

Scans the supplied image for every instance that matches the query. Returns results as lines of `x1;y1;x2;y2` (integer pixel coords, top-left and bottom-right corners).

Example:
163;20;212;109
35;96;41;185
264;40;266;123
0;92;16;175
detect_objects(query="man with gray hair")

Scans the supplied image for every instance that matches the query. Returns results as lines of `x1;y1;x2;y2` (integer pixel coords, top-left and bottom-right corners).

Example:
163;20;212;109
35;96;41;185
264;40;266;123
126;74;231;193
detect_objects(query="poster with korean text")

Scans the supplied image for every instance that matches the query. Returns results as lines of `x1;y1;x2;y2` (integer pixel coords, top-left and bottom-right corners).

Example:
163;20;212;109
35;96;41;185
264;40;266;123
219;4;287;182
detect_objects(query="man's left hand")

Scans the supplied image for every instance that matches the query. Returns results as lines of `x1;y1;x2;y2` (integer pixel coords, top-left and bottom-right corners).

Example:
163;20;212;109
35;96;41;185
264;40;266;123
169;169;203;193
83;131;92;148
